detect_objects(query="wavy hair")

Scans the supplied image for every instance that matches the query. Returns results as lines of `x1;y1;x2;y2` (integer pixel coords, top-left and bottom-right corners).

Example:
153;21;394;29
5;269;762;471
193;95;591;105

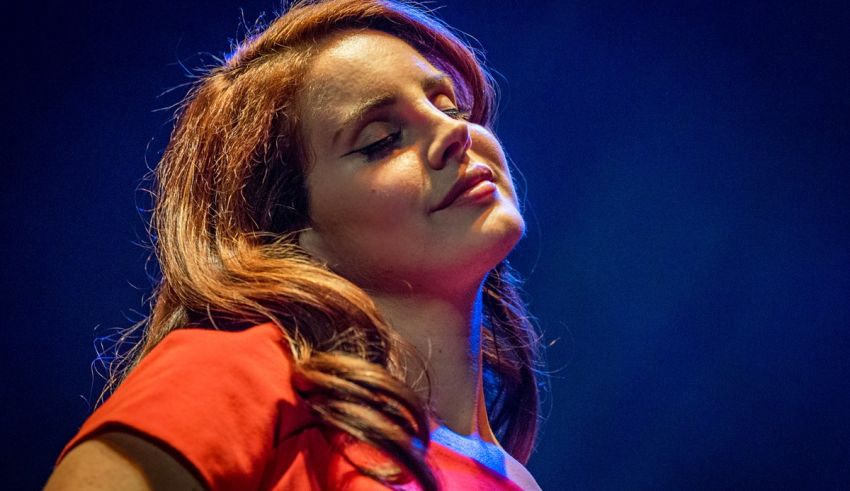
109;1;543;488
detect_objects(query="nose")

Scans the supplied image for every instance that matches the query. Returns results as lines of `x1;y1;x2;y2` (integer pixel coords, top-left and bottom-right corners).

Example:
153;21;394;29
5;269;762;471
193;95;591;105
427;113;472;170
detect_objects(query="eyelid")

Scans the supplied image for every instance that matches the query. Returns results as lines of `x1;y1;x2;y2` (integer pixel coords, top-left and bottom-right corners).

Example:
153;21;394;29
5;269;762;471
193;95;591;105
339;83;467;158
348;120;396;149
442;107;471;120
432;88;457;106
342;126;400;158
432;89;471;120
353;130;402;162
345;101;463;158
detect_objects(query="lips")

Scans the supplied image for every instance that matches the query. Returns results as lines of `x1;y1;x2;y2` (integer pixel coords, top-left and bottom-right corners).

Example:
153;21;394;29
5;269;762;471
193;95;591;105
431;164;496;212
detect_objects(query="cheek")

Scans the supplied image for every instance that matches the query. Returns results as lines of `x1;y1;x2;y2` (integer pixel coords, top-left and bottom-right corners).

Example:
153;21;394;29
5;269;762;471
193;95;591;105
309;155;426;233
365;165;424;212
470;127;520;202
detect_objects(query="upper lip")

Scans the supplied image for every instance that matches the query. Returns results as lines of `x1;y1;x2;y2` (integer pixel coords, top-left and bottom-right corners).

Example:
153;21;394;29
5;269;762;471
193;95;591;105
431;164;495;212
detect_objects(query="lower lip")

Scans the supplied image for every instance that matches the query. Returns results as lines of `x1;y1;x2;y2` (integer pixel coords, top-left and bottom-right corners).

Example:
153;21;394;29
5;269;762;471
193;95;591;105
449;181;498;208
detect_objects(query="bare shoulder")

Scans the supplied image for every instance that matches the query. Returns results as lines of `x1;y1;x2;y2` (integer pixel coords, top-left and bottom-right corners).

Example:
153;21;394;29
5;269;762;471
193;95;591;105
45;431;205;490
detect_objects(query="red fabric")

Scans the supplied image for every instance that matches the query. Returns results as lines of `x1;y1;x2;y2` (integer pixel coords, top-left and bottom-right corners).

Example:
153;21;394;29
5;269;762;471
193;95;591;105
57;323;524;490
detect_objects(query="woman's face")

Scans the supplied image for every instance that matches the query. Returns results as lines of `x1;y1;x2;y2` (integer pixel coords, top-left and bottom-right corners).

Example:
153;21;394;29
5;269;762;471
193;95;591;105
297;30;524;294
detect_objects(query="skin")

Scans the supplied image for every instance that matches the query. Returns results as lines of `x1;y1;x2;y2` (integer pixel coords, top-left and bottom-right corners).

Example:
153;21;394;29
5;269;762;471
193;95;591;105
44;431;203;490
297;30;525;440
45;29;526;489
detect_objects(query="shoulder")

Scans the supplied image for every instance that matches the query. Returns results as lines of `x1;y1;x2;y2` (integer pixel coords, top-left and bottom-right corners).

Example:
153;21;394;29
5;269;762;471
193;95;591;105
125;321;300;402
57;322;312;490
46;431;205;490
141;321;292;372
106;322;302;422
142;321;295;379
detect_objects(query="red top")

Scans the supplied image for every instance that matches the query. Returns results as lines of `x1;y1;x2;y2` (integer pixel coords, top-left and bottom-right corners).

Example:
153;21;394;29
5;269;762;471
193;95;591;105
57;322;529;490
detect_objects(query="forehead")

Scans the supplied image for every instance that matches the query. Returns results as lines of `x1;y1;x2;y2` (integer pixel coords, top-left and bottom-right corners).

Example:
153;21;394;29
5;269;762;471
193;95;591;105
299;30;449;128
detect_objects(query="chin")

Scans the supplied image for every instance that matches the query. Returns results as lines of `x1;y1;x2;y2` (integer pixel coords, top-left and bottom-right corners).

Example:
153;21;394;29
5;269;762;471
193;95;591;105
458;205;526;276
486;209;526;260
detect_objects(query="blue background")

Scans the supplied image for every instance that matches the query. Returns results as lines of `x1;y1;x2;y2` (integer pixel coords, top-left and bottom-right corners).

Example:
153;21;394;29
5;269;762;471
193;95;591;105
4;1;849;489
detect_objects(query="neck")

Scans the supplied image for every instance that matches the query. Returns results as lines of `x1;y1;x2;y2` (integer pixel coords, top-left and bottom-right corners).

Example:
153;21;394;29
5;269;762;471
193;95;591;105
370;285;498;444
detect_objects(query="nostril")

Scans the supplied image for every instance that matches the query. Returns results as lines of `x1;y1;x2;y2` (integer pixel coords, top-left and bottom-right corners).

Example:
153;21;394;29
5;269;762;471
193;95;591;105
429;118;472;169
444;123;471;160
443;139;470;163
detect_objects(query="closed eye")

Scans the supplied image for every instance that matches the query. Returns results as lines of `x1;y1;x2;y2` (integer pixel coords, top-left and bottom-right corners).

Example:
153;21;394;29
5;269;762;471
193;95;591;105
344;131;403;162
442;107;471;121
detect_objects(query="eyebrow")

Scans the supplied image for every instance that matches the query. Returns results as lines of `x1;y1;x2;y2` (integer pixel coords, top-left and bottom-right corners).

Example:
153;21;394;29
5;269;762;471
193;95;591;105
331;73;455;148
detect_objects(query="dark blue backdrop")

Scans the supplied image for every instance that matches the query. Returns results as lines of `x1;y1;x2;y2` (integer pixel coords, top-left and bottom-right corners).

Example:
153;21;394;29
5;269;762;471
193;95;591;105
4;1;849;489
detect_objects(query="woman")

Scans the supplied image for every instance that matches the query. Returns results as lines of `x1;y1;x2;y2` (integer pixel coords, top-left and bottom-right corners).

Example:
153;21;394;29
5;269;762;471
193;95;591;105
46;0;543;489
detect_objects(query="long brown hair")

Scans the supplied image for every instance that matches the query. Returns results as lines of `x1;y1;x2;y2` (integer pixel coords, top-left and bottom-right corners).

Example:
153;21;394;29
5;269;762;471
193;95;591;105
111;0;543;488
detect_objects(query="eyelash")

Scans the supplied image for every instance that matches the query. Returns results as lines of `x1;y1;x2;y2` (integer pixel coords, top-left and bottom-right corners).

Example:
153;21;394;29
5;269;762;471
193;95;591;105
357;131;402;161
355;106;471;162
442;107;471;121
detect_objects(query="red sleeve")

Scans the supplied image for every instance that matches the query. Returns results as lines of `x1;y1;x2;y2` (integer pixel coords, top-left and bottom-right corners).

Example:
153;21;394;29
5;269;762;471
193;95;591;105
56;322;312;491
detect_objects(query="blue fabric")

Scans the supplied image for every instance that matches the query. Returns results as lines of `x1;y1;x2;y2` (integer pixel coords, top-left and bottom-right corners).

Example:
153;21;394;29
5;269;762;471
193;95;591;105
431;426;508;478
